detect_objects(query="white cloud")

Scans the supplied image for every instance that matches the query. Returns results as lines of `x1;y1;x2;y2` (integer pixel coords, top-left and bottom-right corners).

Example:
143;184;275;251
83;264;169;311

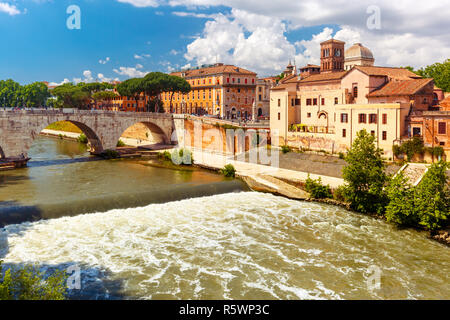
99;57;110;65
117;0;161;8
0;2;20;15
49;79;70;87
134;53;151;59
116;0;450;74
113;66;148;78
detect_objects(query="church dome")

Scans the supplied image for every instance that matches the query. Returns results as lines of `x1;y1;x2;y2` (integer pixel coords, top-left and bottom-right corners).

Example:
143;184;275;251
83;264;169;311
345;43;374;60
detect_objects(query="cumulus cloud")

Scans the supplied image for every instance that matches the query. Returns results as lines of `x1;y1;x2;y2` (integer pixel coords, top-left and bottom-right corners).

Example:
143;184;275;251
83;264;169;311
134;53;151;59
0;2;20;15
113;66;148;78
116;0;450;75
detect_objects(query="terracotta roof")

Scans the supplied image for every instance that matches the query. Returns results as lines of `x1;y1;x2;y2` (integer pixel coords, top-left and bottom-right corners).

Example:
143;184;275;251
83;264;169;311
353;66;421;80
279;74;297;84
294;71;348;83
368;78;434;97
171;64;256;78
300;64;320;69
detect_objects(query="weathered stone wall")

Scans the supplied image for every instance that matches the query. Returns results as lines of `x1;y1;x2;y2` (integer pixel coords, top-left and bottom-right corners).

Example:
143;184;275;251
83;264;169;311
0;110;175;158
285;132;344;153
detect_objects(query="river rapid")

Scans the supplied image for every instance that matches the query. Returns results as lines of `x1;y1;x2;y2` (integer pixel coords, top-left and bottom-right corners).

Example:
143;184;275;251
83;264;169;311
0;137;449;300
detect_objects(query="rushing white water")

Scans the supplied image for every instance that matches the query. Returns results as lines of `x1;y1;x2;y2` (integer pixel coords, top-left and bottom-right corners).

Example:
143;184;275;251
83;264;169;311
0;192;449;300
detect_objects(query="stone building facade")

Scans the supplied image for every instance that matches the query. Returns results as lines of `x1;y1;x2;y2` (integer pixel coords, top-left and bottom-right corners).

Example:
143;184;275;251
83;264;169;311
270;38;440;159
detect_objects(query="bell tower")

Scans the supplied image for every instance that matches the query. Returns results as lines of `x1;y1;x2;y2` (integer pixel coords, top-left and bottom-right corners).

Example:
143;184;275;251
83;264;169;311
320;39;345;73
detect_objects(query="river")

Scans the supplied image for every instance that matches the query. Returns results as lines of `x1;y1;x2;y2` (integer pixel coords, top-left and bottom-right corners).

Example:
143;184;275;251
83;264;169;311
0;137;449;300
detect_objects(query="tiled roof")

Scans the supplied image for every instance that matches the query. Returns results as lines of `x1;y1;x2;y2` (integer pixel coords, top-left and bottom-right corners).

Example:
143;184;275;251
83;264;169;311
354;66;421;80
295;71;348;83
368;78;433;97
171;65;256;78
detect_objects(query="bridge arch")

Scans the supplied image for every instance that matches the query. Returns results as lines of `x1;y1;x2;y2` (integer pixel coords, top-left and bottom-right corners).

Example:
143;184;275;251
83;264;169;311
115;121;169;148
34;120;104;154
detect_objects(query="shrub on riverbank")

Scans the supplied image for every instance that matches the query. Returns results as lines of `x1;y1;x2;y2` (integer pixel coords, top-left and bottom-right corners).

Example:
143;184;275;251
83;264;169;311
385;162;449;230
305;176;332;199
77;133;88;144
281;145;291;154
158;149;193;165
102;150;120;159
0;261;67;300
221;164;236;178
117;139;125;147
342;130;389;215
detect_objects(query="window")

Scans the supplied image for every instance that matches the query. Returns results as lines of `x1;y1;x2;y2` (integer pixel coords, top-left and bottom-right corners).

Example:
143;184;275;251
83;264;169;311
341;113;348;123
278;113;281;120
342;129;346;138
358;114;366;123
245;79;248;84
371;130;375;137
382;114;387;125
440;141;445;146
313;98;318;106
307;113;311;118
369;114;377;124
321;98;325;105
259;95;262;101
334;97;338;105
438;122;446;135
413;127;421;137
227;78;230;83
259;87;262;92
291;99;295;106
306;99;312;106
238;78;241;84
295;99;301;105
382;131;387;141
353;85;358;98
278;99;281;107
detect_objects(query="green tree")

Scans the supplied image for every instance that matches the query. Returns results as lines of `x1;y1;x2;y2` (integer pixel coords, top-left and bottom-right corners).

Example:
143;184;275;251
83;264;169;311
414;161;450;230
116;78;145;112
92;90;118;109
385;172;418;226
0;261;67;300
342;130;389;214
405;60;450;92
51;83;90;109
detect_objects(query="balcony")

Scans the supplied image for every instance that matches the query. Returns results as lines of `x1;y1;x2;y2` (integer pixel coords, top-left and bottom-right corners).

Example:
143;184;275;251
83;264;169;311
289;124;335;134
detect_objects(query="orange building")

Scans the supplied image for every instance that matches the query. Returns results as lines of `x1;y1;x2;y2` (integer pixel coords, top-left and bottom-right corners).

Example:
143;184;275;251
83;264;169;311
162;63;257;120
108;89;149;112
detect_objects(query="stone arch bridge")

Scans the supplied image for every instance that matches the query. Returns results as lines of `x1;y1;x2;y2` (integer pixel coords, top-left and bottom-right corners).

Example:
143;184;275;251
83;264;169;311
0;109;184;159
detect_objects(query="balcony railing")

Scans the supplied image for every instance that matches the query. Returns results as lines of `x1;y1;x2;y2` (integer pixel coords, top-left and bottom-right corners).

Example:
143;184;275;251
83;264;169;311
289;124;335;134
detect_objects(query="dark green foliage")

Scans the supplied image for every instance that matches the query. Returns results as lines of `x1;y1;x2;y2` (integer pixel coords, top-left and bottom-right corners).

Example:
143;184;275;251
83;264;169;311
51;82;113;109
0;261;67;300
333;185;348;202
0;80;50;108
406;59;450;92
77;133;88;144
221;164;236;178
385;172;418;226
342;130;389;214
281;145;291;154
414;162;450;230
398;136;425;161
158;151;172;161
338;152;346;160
385;162;449;230
116;139;126;147
305;176;332;199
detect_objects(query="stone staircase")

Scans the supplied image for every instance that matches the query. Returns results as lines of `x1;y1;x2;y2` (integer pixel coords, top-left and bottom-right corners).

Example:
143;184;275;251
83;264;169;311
396;163;429;186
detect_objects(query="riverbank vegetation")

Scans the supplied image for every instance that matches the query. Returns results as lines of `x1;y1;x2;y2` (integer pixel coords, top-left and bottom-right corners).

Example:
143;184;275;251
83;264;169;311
305;176;332;199
158;148;194;166
221;164;236;178
337;130;449;232
0;261;67;300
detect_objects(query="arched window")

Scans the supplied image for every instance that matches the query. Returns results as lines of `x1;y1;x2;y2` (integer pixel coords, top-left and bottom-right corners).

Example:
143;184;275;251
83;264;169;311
353;86;358;98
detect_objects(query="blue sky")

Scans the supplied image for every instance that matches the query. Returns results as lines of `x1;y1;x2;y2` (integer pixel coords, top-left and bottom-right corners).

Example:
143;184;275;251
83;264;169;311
1;0;448;84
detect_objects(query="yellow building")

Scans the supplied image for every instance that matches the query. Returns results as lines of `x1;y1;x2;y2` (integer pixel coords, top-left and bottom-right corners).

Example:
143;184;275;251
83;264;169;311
161;63;257;119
